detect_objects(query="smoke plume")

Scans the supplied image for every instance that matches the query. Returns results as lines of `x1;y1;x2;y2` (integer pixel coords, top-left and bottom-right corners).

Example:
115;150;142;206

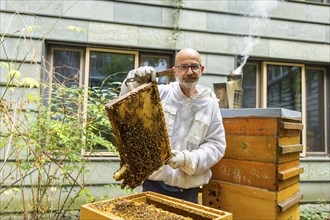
233;0;279;74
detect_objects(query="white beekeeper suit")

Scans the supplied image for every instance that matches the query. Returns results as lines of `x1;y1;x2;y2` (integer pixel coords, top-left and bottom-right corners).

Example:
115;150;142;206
119;67;226;189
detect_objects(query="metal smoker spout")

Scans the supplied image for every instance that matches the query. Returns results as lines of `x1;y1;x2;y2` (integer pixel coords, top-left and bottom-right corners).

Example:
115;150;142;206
227;66;243;109
231;66;243;75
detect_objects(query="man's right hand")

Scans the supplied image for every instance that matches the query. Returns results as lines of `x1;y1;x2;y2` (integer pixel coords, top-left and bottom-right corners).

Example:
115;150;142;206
129;66;157;83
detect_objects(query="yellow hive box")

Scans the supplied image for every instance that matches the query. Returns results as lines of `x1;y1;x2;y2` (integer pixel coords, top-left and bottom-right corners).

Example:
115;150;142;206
203;180;302;220
80;191;233;220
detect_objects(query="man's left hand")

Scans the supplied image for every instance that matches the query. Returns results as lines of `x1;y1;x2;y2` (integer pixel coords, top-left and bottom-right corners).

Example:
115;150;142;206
167;150;186;169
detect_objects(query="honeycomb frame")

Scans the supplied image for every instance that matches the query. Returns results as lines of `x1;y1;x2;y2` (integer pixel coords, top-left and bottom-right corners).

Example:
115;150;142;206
105;82;172;189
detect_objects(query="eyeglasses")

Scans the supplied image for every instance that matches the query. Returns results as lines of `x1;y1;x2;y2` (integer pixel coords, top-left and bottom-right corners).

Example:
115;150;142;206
176;64;201;73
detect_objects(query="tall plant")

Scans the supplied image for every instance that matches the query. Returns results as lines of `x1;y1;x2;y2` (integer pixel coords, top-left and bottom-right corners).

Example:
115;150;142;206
0;61;119;219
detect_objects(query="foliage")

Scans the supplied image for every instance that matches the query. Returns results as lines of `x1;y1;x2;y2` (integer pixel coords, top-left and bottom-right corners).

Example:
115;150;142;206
0;63;120;219
300;200;330;220
172;0;184;41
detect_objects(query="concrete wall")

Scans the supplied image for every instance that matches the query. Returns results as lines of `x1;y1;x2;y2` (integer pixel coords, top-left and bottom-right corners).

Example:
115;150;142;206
0;0;329;217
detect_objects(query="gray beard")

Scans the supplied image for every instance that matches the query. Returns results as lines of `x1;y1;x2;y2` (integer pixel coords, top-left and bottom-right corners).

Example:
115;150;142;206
180;79;198;89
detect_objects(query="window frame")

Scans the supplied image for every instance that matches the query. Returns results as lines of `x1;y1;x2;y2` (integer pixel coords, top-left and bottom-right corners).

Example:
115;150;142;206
288;0;330;5
82;48;139;156
305;66;328;156
242;62;261;108
140;53;173;84
48;45;175;157
48;47;85;104
246;61;329;156
47;46;85;157
261;61;307;156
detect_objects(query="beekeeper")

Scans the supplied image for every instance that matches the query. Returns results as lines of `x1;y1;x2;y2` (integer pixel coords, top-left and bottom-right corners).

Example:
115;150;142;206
120;48;226;203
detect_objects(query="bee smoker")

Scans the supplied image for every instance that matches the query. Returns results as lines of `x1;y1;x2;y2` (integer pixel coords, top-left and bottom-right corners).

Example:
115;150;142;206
227;66;243;109
213;59;244;109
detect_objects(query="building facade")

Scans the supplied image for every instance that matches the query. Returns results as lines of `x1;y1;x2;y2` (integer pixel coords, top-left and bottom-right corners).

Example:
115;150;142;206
1;0;329;217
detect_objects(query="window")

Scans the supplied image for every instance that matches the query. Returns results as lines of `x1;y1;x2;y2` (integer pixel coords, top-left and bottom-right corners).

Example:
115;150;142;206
266;64;302;112
48;47;83;116
85;49;138;154
305;67;326;154
242;63;258;108
242;61;329;156
52;49;82;87
290;0;330;4
88;49;137;89
305;0;330;4
140;53;173;84
327;70;330;154
48;45;173;155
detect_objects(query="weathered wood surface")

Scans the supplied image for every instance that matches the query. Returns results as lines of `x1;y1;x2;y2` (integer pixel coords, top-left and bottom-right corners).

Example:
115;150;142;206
222;116;302;164
212;158;277;189
212;158;302;190
222;118;279;136
281;121;304;130
202;180;300;220
278;166;304;180
81;191;233;220
279;144;303;154
205;110;303;219
224;135;301;163
278;191;303;212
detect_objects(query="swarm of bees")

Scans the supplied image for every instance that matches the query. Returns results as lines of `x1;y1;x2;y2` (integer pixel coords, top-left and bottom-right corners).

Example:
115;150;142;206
105;83;172;189
91;199;192;220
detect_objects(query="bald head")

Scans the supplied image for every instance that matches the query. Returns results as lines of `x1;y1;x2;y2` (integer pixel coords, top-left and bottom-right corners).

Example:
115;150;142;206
175;48;201;66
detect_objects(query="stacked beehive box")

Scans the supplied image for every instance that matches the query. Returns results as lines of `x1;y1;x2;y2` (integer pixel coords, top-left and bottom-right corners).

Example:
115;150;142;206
81;191;233;220
203;108;304;219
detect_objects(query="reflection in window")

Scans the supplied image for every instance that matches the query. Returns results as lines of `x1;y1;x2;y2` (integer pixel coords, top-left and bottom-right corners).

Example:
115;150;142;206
267;65;301;112
328;71;330;155
140;54;172;84
88;51;136;152
306;68;325;153
89;51;135;90
242;64;257;108
51;49;82;115
53;50;81;87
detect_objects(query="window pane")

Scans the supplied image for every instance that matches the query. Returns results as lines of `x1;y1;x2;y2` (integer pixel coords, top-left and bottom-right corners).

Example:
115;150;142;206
267;65;301;112
242;64;257;108
305;0;323;3
328;71;330;155
89;51;135;88
52;50;81;114
141;54;172;84
53;50;81;86
88;51;135;152
305;68;325;152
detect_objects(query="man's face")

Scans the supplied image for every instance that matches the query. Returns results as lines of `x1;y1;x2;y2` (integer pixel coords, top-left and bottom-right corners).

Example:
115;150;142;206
174;57;204;89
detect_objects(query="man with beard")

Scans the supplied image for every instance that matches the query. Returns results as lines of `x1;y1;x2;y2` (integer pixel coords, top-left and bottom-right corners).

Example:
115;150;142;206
119;48;226;203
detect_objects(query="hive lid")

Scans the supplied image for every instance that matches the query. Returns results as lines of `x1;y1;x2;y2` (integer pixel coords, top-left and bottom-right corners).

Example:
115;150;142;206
105;83;172;189
220;108;301;120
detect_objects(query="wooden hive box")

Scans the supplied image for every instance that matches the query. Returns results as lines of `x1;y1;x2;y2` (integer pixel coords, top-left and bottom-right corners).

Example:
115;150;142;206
203;108;303;219
220;108;303;164
212;158;303;191
212;108;304;190
105;83;172;189
80;191;233;220
203;180;302;220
